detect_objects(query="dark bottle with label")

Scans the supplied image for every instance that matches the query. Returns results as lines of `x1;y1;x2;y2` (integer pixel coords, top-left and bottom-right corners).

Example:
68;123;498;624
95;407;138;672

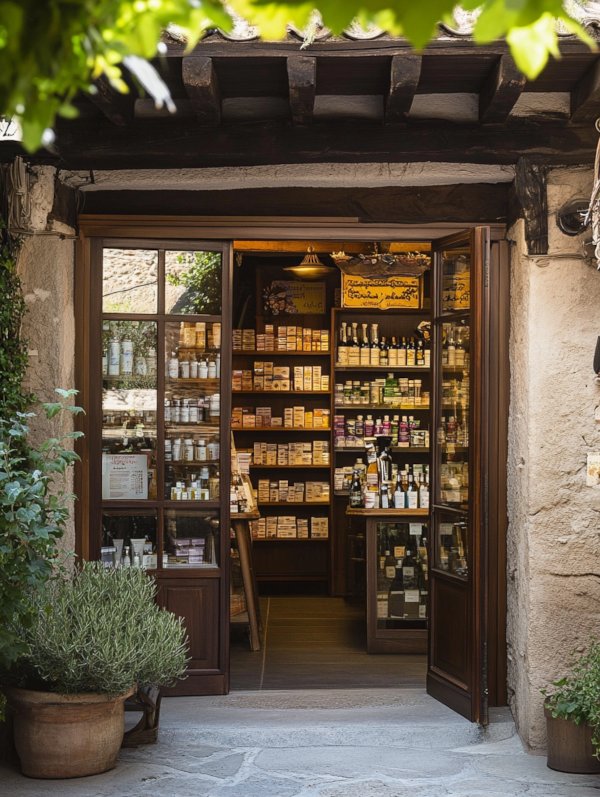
388;559;405;618
349;468;364;508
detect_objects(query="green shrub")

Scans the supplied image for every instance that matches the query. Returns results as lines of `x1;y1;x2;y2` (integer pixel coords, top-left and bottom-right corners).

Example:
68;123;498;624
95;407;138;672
543;641;600;757
0;391;81;672
12;562;189;695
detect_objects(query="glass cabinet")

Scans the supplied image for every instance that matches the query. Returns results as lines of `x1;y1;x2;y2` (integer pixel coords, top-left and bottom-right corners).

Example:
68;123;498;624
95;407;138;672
92;240;231;696
366;517;429;653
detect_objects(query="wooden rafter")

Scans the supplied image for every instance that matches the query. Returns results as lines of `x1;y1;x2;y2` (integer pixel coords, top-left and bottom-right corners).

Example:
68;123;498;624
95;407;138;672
479;55;526;123
87;75;135;126
182;56;221;126
287;56;316;125
571;59;600;122
386;55;421;121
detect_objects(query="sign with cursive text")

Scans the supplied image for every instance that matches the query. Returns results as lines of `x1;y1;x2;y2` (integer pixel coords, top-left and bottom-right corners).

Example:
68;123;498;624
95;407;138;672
342;274;421;309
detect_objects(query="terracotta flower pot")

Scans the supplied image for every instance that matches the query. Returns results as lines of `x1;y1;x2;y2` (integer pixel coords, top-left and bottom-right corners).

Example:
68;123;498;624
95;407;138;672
7;686;135;779
545;705;600;774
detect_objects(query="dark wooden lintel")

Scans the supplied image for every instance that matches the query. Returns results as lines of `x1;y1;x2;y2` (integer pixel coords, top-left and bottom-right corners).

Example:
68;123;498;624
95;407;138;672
571;59;600;122
48;178;78;230
287;55;316;125
182;56;221;125
87;75;135;126
386;55;421;121
513;157;548;254
80;184;510;224
53;118;598;169
479;55;526;123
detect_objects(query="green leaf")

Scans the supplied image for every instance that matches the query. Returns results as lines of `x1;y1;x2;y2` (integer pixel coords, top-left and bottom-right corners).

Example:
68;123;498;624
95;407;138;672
506;13;560;80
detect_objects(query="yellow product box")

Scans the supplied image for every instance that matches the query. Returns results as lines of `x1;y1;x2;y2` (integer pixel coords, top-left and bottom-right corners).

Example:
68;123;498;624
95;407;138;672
232;330;242;350
304;410;313;428
255;333;265;351
297;518;309;539
231;408;243;428
303;369;313;391
232;370;243;392
284;407;294;428
271;416;283;427
254;375;264;391
269;482;279;502
242;410;256;428
293;406;305;428
266;517;278;538
257;479;270;502
241;370;253;391
294;483;305;502
321;330;329;350
303;328;312;351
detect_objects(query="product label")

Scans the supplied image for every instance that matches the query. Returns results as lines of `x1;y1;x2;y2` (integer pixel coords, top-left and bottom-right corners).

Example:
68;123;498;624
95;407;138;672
402;566;415;579
393;545;405;558
409;523;423;536
385;565;396;579
404;589;419;603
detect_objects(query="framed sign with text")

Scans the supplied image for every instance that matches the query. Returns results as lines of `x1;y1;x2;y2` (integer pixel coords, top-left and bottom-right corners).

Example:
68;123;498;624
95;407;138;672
263;280;326;315
341;274;421;310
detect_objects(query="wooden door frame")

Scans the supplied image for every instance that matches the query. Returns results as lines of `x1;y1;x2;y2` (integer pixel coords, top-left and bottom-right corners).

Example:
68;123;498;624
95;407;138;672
75;214;508;707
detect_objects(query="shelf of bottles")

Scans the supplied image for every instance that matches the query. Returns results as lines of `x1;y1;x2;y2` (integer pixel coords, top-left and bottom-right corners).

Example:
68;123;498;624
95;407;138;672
434;244;471;579
100;246;224;570
375;521;428;628
333;309;432;514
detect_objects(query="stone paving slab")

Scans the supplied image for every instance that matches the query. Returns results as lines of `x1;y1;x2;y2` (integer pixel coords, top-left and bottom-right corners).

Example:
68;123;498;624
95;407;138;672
1;689;598;797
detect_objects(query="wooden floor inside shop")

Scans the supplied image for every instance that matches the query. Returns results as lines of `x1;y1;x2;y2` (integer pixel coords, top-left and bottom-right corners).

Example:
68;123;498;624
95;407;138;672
230;597;427;691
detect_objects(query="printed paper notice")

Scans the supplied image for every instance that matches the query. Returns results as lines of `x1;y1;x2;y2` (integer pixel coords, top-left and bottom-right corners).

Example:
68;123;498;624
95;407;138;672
102;454;148;500
586;452;600;487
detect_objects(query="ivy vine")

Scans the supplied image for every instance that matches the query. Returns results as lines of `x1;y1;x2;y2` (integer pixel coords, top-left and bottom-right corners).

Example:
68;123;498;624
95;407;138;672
0;232;31;420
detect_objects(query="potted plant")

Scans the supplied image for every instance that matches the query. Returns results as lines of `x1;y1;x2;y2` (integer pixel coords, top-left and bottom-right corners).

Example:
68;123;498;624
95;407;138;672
4;562;189;779
542;640;600;773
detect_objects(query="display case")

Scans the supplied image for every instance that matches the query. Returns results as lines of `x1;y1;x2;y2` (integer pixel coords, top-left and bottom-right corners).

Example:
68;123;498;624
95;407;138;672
93;241;231;695
361;514;429;653
332;306;432;597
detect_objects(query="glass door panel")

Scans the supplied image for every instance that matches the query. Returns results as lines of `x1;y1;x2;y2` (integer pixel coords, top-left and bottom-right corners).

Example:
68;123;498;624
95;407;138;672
102;248;158;314
375;521;428;629
163;510;220;568
441;245;470;312
164;320;221;503
165;250;222;314
437;319;470;510
434;513;468;578
101;511;158;569
101;320;158;500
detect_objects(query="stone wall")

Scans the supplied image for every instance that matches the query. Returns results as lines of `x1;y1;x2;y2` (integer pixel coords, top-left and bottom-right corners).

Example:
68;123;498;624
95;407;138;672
15;166;77;555
507;166;600;749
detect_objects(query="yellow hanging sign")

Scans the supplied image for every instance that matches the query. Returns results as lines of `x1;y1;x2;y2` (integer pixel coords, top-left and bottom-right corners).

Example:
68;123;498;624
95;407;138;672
342;274;421;309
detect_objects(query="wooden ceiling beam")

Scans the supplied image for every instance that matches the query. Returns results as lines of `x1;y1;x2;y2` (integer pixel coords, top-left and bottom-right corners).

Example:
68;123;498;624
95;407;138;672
87;75;135;126
182;56;221;125
287;56;316;125
570;59;600;122
386;55;422;121
53;118;598;169
479;55;526;123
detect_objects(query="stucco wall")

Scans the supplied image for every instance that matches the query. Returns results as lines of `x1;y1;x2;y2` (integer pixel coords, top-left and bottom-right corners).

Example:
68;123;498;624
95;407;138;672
15;166;77;555
507;167;600;749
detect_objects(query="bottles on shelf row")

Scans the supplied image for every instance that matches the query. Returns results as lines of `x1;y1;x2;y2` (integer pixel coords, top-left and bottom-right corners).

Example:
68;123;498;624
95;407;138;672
164;436;220;463
438;415;469;447
250;515;329;540
233;364;329;392
377;527;428;621
334;414;429;449
103;410;156;429
101;536;156;570
103;339;157;378
165;466;220;501
442;377;469;408
441;324;468;368
348;440;430;510
164;396;220;424
233;325;329;352
440;462;469;505
178;321;222;351
232;406;331;430
257;479;330;503
438;521;468;576
252;441;330;466
167;351;221;380
334;375;429;408
337;322;430;368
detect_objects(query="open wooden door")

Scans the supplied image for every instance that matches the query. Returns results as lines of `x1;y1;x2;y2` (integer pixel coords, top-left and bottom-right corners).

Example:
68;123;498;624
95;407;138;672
427;227;490;723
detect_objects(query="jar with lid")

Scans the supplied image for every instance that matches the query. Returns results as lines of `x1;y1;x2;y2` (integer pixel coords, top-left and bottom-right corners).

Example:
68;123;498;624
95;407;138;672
164;439;173;461
198;360;208;379
172;438;182;461
209;394;220;419
189;400;199;423
208;360;217;379
172;400;181;423
164;399;172;423
190;358;199;379
207;441;220;461
181;400;190;424
179;359;190;379
195;438;207;461
184;438;195;461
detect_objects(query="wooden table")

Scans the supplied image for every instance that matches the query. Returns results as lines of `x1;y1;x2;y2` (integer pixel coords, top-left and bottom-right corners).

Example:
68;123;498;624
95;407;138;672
230;510;262;652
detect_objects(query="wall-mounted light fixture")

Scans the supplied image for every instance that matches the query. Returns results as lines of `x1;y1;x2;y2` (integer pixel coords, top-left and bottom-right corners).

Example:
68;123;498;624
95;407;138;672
556;197;591;236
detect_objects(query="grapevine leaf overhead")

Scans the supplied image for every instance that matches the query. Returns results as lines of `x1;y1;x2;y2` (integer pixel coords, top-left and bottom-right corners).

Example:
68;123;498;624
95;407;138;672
0;1;597;152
